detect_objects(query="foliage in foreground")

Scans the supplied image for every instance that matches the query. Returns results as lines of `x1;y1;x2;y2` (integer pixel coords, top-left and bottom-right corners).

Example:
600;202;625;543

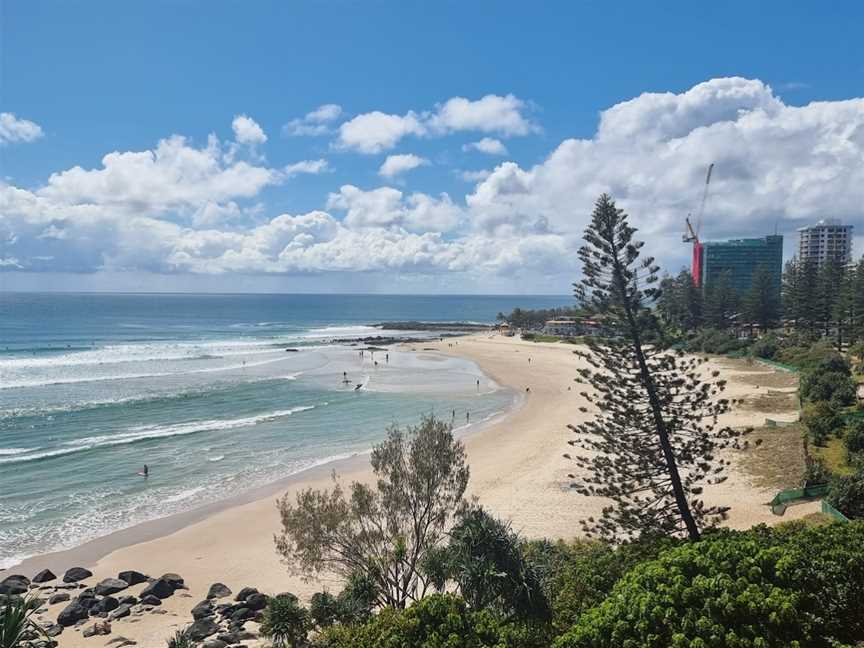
315;593;549;648
554;521;864;648
1;595;44;648
827;467;864;520
261;593;311;648
275;414;469;609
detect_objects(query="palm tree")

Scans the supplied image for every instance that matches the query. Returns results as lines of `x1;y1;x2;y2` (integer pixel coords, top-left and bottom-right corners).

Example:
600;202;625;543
1;594;45;648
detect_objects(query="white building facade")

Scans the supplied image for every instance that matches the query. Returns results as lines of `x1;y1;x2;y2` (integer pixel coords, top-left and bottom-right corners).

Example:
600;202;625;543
797;219;853;266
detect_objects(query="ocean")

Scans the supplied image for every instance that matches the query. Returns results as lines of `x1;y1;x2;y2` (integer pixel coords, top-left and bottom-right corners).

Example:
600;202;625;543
0;292;572;568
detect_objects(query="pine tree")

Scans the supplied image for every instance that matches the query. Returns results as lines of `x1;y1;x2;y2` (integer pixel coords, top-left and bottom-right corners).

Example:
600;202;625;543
782;257;802;327
816;259;844;338
703;271;738;329
743;266;780;331
657;270;702;331
567;194;748;541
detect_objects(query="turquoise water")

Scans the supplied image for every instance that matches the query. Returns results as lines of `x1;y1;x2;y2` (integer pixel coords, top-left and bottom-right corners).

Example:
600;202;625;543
0;293;572;567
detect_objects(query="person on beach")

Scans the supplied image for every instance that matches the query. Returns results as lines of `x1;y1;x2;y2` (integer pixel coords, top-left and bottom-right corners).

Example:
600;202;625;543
466;411;470;423
476;379;480;391
386;353;389;363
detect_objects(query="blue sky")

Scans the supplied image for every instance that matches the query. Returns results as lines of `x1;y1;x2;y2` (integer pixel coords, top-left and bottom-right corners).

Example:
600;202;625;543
2;1;864;293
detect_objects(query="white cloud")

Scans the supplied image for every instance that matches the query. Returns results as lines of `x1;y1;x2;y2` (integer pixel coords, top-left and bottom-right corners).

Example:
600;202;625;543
378;154;429;178
283;104;343;136
231;114;267;145
459;169;492;182
429;95;535;136
467;77;864;260
284;159;329;176
463;137;508;156
0;113;44;145
326;184;460;232
336;111;427;154
7;78;864;284
335;95;535;153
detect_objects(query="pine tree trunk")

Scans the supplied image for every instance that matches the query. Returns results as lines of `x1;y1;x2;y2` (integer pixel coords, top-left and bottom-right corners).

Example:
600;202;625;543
612;256;701;541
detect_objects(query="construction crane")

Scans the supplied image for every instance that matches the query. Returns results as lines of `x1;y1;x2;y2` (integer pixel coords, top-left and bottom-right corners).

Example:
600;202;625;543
683;163;713;287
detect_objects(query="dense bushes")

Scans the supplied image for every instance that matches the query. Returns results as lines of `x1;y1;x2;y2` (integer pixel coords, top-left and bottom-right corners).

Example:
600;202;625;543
684;328;748;354
844;418;864;457
801;401;843;446
315;593;549;648
799;353;857;408
827;469;864;519
554;521;864;648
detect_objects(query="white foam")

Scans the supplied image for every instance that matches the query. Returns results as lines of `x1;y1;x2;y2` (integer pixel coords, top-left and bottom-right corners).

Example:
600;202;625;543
208;455;225;462
0;447;37;456
0;406;318;464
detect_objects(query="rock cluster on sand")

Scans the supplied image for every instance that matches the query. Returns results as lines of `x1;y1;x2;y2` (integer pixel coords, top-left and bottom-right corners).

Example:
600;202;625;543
4;567;266;647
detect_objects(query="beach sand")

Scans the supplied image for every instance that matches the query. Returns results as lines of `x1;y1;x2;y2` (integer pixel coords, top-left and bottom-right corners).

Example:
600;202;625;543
13;334;817;647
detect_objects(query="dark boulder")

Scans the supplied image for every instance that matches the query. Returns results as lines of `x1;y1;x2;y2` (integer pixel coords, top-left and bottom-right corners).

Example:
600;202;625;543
207;582;232;599
0;581;28;596
109;603;132;620
139;594;161;606
32;569;56;583
234;586;258;602
117;570;148;586
186;617;220;642
89;596;119;616
76;596;98;611
159;573;184;588
229;607;252;623
62;567;92;583
78;587;97;599
216;633;240;644
57;600;90;626
139;579;174;600
244;592;268;611
45;624;64;637
191;599;214;620
202;640;227;648
118;595;138;605
48;592;70;605
95;578;128;596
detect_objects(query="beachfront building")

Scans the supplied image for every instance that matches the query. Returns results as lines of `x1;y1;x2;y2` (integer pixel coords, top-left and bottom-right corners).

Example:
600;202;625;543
700;234;783;298
797;219;853;266
544;317;582;337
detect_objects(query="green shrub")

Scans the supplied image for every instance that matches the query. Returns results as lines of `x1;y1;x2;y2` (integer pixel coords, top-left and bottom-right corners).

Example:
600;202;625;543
799;354;857;408
309;591;339;629
554;522;864;648
444;507;549;621
844;419;864;457
685;328;748;354
333;571;377;625
522;537;675;634
802;401;843;446
315;593;548;648
166;629;192;648
1;594;44;648
802;457;832;486
827;468;864;519
260;593;311;648
776;339;837;371
750;334;780;360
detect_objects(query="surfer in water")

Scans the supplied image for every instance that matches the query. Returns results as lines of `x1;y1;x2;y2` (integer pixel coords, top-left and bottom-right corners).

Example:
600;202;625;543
140;464;149;478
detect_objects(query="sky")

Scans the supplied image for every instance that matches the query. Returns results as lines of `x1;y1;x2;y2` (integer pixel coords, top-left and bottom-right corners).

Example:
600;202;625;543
2;1;864;294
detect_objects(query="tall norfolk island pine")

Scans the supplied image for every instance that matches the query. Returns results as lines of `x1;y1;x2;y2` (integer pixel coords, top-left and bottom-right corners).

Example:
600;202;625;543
568;195;750;541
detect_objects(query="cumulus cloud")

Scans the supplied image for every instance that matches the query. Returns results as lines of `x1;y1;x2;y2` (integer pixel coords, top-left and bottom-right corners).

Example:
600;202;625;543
326;185;461;232
378;154;429;178
336;111;427;154
231;114;267;145
6;78;864;284
283;104;343;137
0;113;44;145
284;159;329;176
429;95;534;136
467;77;864;266
335;94;535;153
463;137;508;155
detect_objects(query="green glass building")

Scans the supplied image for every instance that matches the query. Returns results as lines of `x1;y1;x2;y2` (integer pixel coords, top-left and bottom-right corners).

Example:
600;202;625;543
700;234;783;297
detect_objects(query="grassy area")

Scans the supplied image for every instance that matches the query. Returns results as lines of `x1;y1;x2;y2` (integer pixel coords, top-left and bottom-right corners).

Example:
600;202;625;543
739;390;799;413
811;437;856;477
738;424;807;491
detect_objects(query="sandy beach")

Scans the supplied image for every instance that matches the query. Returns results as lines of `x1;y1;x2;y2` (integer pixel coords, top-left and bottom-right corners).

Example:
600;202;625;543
9;334;817;647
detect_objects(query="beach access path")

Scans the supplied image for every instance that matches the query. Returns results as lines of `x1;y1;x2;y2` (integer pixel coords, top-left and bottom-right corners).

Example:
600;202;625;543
19;333;816;648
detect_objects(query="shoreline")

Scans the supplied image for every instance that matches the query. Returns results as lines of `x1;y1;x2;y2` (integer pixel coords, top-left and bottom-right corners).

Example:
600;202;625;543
7;334;819;648
6;369;521;576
